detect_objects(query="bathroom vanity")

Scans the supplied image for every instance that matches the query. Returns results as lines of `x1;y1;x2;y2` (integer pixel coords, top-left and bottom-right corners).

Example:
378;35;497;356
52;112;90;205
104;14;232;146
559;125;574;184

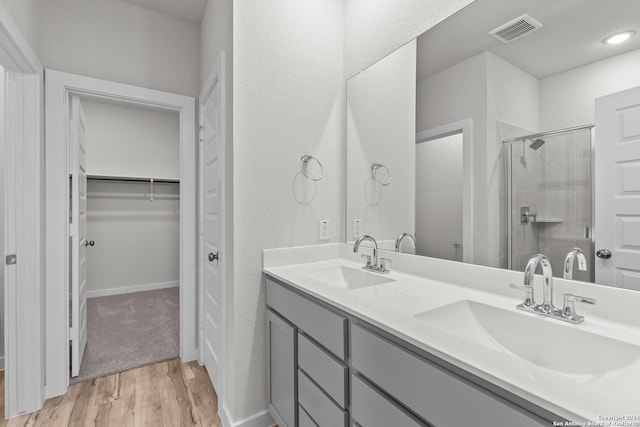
263;244;640;427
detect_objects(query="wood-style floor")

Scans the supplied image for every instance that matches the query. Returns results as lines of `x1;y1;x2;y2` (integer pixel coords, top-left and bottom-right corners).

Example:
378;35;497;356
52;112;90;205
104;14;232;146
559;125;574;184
0;359;223;427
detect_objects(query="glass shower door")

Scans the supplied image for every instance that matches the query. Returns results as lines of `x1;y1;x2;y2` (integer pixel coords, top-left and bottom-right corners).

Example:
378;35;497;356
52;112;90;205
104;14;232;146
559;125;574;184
507;127;594;282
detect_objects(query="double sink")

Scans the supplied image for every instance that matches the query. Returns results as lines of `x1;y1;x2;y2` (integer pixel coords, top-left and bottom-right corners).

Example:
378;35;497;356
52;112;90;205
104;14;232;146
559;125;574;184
301;264;640;378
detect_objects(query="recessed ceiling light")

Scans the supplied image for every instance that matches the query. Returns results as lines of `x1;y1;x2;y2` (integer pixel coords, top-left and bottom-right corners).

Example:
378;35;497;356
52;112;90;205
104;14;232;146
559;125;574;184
603;30;636;45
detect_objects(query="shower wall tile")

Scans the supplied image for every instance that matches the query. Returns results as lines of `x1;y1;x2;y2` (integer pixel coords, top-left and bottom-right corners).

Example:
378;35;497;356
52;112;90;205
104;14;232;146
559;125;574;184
575;132;591;159
574;158;590;190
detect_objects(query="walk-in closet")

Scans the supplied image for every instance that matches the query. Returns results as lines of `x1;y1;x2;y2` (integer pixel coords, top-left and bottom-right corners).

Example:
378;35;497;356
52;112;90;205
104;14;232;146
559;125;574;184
70;98;181;383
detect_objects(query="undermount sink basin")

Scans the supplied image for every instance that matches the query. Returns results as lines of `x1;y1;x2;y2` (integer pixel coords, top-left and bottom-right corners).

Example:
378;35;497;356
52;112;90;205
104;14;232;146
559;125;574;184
301;265;395;290
415;300;640;376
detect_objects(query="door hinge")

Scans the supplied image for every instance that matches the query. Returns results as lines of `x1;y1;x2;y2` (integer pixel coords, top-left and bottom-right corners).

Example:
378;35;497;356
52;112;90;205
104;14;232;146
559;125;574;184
199;315;204;330
5;254;16;265
199;125;205;143
200;220;205;235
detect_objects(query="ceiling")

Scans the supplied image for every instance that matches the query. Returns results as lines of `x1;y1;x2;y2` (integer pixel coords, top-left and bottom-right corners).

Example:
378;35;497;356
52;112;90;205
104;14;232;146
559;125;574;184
121;0;207;24
417;0;640;80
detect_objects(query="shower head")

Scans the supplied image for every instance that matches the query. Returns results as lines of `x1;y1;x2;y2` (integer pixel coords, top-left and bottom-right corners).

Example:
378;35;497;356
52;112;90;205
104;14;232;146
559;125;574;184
528;138;546;150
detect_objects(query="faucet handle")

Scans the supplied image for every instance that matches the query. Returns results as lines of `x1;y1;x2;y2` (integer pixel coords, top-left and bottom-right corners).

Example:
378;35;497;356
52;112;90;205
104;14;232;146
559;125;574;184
361;254;372;270
565;294;596;305
562;293;595;323
509;283;536;309
378;258;391;274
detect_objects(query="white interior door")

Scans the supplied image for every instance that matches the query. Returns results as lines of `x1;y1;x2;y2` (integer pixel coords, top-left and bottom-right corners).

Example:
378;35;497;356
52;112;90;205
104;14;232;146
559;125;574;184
199;71;223;389
70;96;88;377
594;85;640;290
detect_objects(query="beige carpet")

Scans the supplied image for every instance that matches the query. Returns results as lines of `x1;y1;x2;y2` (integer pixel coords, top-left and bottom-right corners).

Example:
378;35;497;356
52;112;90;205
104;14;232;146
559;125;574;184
70;287;180;384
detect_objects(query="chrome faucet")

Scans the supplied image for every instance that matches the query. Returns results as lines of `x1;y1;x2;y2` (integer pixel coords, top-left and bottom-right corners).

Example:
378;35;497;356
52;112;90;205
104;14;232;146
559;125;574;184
563;248;587;280
353;235;390;274
395;233;416;253
353;235;379;270
511;253;596;324
523;254;558;314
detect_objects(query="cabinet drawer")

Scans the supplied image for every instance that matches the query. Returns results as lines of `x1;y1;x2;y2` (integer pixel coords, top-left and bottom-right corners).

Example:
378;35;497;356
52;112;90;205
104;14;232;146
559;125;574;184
298;369;348;427
266;277;347;359
298;405;318;427
298;333;347;408
351;324;547;427
351;374;423;427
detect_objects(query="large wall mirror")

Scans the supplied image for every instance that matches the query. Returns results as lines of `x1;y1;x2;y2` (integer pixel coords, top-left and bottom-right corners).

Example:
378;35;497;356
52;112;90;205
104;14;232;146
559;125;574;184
346;0;640;290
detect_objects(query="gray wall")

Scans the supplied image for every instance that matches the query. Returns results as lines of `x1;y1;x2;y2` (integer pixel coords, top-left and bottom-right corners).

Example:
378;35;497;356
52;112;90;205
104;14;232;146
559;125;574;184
82;100;180;295
41;0;200;97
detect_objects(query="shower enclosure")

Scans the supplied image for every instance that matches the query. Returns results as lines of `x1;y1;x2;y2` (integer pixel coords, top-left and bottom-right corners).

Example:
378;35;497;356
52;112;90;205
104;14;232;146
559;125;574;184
504;125;594;282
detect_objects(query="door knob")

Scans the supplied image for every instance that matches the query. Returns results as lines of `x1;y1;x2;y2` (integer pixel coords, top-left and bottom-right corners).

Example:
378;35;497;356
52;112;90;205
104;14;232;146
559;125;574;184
208;252;219;262
596;249;612;259
84;240;95;247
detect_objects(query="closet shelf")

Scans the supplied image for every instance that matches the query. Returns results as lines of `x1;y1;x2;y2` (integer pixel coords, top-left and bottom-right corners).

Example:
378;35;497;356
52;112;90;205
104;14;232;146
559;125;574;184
87;174;179;184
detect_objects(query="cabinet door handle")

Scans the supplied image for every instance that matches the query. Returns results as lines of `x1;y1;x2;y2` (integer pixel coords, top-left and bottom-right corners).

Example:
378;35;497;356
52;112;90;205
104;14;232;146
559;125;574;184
208;252;219;262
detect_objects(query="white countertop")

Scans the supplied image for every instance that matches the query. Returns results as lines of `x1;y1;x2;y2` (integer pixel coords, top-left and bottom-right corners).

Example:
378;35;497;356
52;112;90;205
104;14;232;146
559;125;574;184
263;244;640;425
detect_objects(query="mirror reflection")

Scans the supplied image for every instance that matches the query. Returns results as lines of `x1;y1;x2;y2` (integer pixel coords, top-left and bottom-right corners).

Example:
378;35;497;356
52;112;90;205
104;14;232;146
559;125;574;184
346;0;640;288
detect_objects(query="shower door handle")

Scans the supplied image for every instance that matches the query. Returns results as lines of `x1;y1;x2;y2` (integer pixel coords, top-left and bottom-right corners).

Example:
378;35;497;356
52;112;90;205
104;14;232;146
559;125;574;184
596;249;612;259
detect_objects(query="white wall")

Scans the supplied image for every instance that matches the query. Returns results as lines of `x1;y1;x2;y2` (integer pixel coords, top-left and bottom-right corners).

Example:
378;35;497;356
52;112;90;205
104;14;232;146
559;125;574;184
344;0;475;78
232;0;343;421
417;52;489;264
41;0;200;96
200;0;232;89
346;40;416;243
86;180;179;295
0;0;41;57
486;52;539;266
416;51;539;267
82;100;180;179
416;133;462;261
540;48;640;130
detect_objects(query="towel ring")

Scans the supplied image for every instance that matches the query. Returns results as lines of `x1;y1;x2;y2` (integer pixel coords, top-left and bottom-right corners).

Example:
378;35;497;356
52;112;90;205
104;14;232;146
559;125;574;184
371;163;391;186
300;155;323;181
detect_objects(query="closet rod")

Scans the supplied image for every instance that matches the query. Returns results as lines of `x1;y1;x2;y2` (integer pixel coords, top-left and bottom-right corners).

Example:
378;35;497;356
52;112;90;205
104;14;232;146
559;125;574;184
87;175;179;184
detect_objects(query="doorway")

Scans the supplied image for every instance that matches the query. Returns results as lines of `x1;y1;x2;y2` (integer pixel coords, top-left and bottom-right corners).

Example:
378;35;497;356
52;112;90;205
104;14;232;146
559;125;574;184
0;8;46;417
45;70;197;398
67;97;182;383
415;118;474;263
415;132;464;261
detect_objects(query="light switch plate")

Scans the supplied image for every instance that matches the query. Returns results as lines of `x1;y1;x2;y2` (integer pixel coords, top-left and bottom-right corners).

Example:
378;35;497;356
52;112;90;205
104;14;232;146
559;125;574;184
319;220;330;241
352;219;362;238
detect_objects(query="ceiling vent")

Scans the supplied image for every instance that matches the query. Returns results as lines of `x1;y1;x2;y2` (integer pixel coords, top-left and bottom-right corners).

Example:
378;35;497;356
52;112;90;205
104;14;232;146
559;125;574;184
489;14;543;43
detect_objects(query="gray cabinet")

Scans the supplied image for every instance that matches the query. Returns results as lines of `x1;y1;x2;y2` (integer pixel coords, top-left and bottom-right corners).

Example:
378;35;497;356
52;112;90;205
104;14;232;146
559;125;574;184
351;323;549;427
265;275;558;427
299;370;348;426
266;277;347;359
298;333;348;408
266;309;296;427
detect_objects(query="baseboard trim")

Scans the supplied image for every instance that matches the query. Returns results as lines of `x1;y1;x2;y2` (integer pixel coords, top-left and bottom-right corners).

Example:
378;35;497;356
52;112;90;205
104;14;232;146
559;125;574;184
220;404;275;427
87;281;179;298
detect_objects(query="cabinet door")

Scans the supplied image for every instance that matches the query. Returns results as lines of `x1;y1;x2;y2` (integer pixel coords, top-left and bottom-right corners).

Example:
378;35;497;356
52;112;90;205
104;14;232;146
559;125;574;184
267;309;296;427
